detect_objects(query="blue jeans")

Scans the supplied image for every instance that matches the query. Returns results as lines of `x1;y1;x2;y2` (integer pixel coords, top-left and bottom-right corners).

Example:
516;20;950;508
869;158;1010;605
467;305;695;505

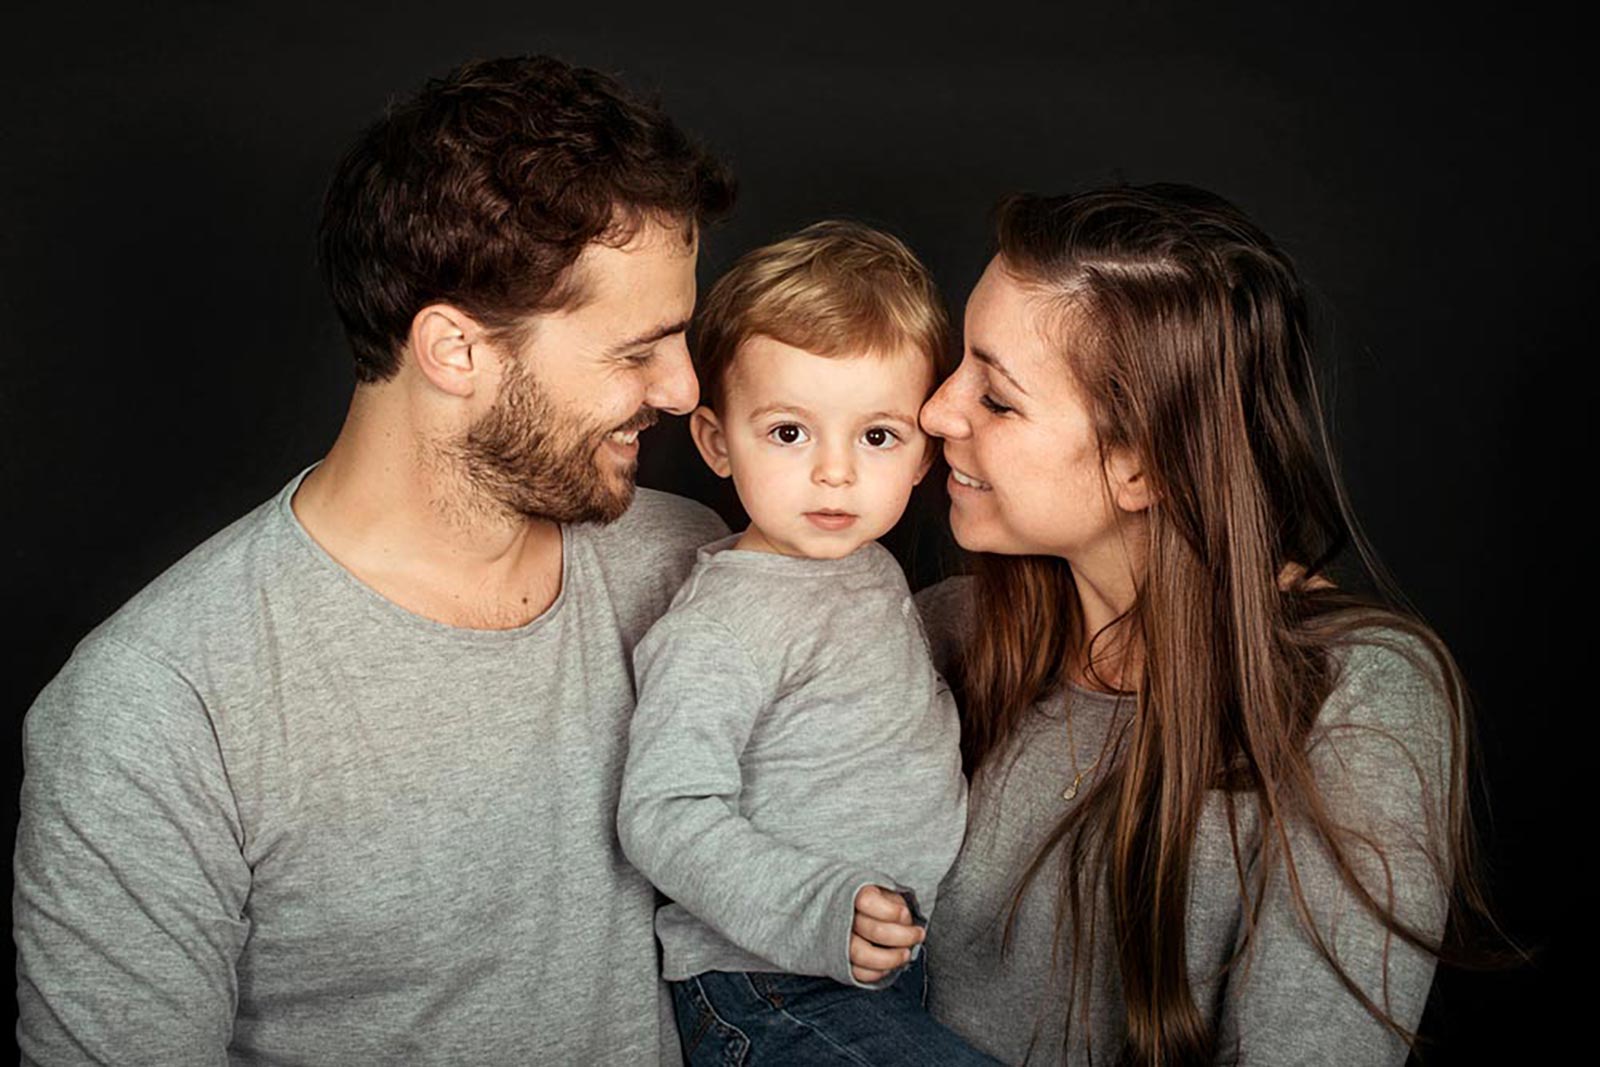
669;952;1000;1066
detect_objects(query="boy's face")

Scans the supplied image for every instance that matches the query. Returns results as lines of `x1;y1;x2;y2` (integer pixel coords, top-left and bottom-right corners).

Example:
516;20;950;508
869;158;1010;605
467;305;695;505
691;334;935;559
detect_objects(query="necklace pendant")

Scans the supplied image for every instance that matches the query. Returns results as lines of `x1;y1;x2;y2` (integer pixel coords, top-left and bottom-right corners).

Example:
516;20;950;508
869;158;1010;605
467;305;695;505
1062;774;1083;801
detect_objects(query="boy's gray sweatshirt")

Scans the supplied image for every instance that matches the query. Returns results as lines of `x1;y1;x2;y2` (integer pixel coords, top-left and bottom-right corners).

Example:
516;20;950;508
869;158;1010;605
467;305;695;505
618;534;967;989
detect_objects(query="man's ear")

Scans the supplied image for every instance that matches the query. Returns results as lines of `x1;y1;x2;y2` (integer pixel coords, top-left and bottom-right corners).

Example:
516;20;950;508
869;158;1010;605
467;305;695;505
689;406;732;478
408;304;486;398
1106;447;1155;513
911;435;939;486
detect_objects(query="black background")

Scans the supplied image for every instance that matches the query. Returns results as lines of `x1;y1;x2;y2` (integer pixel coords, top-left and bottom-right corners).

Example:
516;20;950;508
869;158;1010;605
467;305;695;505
3;1;1578;1059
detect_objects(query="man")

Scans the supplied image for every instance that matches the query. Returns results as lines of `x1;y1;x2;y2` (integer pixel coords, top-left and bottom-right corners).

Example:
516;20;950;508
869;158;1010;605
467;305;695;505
14;56;733;1064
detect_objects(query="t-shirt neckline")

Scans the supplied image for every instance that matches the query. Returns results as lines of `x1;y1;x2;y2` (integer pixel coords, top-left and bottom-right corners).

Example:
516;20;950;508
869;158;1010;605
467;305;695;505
274;464;575;643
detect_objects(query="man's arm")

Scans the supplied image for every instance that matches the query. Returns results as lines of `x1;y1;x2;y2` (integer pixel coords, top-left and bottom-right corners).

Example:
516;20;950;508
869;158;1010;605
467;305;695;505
617;607;906;988
15;636;250;1066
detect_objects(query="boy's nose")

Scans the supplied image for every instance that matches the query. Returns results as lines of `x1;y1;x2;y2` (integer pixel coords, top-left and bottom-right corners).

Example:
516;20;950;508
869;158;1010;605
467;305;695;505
812;443;855;488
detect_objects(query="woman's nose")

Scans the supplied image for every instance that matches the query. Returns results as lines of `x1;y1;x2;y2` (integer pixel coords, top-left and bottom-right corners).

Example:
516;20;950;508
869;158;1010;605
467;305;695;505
920;375;968;439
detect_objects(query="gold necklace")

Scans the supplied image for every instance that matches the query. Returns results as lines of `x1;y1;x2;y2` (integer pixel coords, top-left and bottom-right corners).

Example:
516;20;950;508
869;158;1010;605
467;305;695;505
1062;695;1102;801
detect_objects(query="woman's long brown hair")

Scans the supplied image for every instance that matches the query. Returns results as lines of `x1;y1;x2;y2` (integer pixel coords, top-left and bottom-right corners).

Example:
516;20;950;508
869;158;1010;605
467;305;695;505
956;185;1498;1065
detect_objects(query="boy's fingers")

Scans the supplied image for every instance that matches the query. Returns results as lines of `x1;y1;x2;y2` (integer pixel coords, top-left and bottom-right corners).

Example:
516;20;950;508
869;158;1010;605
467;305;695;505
849;933;912;974
853;911;924;948
854;885;912;923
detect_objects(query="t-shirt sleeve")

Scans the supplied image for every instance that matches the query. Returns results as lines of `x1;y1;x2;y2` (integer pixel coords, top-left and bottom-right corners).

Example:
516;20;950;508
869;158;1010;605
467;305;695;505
913;576;974;678
1215;636;1453;1065
14;636;250;1066
617;606;898;988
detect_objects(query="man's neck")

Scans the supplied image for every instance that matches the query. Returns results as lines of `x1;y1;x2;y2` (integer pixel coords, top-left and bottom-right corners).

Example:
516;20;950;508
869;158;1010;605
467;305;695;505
292;395;564;630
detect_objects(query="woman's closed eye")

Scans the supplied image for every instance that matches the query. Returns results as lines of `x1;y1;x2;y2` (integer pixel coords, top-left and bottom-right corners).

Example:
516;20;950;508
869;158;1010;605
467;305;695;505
979;394;1014;415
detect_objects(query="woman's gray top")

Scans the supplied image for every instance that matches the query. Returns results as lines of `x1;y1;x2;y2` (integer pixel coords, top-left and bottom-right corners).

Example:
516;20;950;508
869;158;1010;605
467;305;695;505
915;578;1450;1066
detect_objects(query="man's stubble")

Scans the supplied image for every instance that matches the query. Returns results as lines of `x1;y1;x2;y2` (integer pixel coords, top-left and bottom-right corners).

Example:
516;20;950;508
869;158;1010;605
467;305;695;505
456;353;656;526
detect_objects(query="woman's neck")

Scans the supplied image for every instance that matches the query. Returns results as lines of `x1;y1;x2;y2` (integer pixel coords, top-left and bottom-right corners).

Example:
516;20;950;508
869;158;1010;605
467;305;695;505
1066;532;1146;693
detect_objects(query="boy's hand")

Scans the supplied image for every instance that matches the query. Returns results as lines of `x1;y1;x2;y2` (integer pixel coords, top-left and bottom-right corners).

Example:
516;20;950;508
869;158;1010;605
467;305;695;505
849;885;925;984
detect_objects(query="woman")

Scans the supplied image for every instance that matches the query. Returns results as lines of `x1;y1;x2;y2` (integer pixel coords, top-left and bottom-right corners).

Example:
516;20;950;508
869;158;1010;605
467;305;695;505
915;184;1487;1065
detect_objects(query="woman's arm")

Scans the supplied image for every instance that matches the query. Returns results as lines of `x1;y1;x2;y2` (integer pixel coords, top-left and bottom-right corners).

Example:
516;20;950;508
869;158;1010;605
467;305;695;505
913;576;974;677
1216;634;1454;1065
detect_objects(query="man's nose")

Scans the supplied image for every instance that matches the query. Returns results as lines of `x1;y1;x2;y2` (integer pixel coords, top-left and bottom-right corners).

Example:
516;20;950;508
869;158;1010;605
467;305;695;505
646;335;699;416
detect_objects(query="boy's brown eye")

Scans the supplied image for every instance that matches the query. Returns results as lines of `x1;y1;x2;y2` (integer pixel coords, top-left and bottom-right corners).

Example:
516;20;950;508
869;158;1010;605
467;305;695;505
771;424;807;445
863;428;895;448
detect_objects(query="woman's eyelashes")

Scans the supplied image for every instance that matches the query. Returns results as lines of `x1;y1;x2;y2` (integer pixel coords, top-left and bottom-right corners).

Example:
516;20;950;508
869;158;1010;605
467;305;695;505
979;393;1014;415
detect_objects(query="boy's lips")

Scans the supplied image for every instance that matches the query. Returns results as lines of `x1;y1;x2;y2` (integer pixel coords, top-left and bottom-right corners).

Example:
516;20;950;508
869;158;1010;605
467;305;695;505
805;510;858;531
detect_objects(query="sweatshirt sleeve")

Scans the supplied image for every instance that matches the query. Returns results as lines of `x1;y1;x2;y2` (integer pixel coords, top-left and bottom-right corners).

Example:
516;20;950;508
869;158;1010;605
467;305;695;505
617;606;900;988
14;636;250;1066
1215;636;1453;1065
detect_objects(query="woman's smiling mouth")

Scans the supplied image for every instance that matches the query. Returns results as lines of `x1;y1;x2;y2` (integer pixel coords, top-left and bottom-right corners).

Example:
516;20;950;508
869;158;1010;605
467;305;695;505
949;465;992;491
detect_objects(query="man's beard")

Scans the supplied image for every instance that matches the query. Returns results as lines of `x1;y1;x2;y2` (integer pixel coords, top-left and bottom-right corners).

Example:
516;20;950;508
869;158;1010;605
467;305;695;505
456;355;656;525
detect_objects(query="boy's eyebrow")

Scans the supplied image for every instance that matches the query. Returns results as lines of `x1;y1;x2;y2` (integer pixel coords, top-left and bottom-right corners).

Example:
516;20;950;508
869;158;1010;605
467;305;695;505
745;404;921;428
971;345;1029;396
605;317;692;357
746;403;817;421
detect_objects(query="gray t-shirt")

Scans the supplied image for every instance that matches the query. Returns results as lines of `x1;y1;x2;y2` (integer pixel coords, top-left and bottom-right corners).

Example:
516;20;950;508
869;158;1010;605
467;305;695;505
14;470;726;1066
618;535;968;989
915;578;1450;1066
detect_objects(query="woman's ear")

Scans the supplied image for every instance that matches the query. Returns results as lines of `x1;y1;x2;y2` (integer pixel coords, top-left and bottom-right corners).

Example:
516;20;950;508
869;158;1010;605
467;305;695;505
1106;448;1155;513
689;406;732;478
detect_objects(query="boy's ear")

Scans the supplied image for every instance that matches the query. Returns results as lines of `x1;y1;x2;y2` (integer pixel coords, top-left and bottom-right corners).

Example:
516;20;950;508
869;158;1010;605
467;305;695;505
911;435;938;486
689;406;732;478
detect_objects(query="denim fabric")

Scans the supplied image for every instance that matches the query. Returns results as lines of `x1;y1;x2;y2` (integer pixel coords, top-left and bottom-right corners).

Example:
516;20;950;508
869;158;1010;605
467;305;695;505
670;953;1000;1066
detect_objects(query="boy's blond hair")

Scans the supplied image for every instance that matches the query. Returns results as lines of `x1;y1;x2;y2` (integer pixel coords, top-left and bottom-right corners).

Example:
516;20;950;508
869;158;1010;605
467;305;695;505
692;220;949;412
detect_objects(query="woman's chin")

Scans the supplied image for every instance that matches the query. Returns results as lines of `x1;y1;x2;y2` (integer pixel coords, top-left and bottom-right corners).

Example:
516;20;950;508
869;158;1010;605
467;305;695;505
949;513;1007;555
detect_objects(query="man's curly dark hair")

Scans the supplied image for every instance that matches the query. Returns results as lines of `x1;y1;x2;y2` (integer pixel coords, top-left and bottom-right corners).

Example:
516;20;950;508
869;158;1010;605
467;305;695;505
318;55;736;382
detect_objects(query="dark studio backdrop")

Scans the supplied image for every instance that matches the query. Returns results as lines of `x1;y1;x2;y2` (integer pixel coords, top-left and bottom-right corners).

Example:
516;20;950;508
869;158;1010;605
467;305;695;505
2;0;1578;1059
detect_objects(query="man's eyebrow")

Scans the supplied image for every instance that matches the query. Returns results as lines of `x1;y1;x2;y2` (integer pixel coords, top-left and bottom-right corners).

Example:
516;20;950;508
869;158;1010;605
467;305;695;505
971;345;1029;396
605;318;692;357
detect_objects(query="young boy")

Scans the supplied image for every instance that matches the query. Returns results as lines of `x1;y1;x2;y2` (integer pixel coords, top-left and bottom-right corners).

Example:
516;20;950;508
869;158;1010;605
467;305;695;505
618;222;996;1064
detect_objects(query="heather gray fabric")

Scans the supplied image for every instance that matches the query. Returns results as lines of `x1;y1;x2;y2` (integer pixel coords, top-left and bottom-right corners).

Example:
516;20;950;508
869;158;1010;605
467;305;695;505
618;535;967;989
15;469;726;1066
915;578;1451;1066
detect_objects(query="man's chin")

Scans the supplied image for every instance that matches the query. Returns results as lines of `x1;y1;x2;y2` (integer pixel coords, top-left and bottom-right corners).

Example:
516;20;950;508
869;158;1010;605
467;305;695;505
571;461;637;525
589;479;636;525
500;464;635;526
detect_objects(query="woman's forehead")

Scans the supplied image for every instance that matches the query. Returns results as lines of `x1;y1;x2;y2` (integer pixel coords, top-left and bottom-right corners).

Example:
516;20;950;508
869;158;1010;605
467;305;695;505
965;261;1075;384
